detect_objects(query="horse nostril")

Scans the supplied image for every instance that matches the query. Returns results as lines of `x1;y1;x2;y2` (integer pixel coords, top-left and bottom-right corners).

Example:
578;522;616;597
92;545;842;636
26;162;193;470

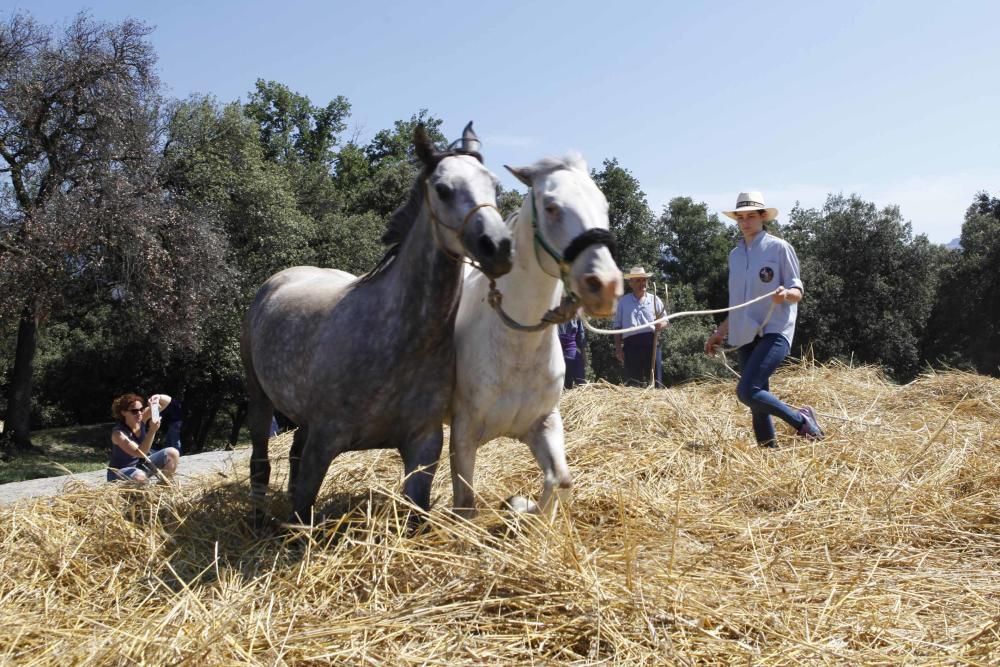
477;235;497;259
584;274;603;294
496;238;512;262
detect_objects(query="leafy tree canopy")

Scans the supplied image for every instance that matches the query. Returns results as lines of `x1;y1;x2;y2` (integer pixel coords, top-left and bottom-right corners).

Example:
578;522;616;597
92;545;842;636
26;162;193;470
784;194;939;379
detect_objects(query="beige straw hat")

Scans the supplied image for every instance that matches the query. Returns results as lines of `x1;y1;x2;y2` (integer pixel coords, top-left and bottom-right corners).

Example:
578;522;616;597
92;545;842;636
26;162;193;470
722;191;778;222
624;266;652;279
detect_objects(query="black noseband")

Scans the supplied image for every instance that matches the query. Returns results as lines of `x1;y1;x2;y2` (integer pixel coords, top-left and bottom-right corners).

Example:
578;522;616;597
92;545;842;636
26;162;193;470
563;228;616;264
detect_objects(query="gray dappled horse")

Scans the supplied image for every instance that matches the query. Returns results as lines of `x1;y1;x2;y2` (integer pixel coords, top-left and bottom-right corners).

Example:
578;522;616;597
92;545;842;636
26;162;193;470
241;123;513;526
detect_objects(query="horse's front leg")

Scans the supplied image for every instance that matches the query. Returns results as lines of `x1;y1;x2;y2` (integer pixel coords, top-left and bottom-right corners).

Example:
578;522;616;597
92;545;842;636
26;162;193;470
526;409;573;518
401;425;445;523
449;415;479;520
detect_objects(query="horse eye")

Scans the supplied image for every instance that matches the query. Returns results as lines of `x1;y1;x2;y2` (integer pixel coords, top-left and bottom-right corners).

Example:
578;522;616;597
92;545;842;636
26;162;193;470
434;183;453;201
544;204;561;220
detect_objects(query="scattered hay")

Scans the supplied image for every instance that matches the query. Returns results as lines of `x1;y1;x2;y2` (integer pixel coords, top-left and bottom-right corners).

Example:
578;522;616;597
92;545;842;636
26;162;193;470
1;361;998;664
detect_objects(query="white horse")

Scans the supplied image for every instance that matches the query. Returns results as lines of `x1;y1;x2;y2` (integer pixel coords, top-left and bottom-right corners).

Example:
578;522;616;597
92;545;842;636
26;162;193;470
449;155;623;518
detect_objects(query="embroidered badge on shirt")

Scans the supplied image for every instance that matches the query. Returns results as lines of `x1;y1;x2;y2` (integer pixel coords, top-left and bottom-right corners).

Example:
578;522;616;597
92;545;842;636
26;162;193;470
759;266;774;283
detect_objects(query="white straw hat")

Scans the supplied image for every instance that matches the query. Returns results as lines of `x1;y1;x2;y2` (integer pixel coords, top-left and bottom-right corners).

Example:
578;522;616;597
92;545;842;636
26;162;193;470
722;191;778;222
624;266;652;279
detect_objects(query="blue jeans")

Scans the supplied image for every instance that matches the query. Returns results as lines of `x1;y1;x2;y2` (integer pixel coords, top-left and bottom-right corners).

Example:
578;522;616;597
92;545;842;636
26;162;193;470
564;352;586;389
162;420;182;454
107;448;174;482
736;334;804;446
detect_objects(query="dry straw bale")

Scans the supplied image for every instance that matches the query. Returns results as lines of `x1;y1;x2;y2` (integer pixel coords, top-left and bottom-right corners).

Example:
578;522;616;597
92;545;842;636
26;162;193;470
1;361;998;665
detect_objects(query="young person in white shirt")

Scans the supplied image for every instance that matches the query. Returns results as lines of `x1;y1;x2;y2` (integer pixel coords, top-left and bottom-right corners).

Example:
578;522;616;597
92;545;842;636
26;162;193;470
705;191;823;447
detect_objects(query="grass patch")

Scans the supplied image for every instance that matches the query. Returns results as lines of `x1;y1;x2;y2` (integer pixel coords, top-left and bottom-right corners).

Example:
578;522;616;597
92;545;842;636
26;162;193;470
0;423;109;484
0;455;106;484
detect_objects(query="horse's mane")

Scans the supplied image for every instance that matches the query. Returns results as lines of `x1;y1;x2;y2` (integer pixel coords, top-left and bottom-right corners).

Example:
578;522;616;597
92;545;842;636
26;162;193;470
527;152;589;178
359;149;484;286
382;173;427;248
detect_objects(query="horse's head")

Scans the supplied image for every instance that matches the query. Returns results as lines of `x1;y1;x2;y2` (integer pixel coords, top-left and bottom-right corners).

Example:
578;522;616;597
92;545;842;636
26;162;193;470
414;123;513;279
506;157;623;318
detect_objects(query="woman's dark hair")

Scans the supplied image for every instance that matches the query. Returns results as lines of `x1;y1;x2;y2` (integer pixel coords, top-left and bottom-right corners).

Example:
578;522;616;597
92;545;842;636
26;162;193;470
111;393;143;421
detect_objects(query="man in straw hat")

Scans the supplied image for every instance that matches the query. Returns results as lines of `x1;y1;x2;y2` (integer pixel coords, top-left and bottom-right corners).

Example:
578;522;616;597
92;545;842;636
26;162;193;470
614;266;666;387
704;191;823;446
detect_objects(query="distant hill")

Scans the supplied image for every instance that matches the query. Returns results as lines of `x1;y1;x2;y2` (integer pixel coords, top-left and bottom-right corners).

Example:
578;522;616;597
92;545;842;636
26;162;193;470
946;237;962;250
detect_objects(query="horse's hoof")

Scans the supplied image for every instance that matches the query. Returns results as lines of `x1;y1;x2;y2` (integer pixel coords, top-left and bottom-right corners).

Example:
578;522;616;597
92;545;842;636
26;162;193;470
501;495;538;514
249;511;281;536
450;508;479;522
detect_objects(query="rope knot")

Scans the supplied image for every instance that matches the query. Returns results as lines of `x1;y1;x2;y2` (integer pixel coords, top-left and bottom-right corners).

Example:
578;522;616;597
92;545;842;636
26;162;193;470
487;281;501;309
541;294;581;325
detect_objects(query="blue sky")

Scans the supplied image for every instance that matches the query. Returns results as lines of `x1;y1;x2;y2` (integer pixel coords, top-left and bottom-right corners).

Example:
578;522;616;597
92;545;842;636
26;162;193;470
19;0;1000;243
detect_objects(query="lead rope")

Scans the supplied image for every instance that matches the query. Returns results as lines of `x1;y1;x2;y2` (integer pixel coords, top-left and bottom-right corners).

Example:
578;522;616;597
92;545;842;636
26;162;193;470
673;299;896;434
487;190;617;332
487;282;579;332
586;290;777;382
717;299;777;377
583;289;777;335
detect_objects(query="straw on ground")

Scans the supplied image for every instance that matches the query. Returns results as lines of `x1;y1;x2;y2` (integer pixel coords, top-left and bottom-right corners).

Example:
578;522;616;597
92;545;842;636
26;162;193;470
1;361;998;665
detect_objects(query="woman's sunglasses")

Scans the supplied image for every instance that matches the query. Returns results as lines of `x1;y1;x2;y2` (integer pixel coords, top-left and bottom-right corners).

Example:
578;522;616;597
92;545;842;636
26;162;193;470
126;408;143;415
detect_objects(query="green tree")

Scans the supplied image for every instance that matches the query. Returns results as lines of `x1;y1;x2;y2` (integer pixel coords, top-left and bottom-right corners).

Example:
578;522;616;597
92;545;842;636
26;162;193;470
590;158;659;273
337;110;447;219
0;13;225;450
923;192;1000;376
161;94;320;450
658;197;732;309
654;197;735;384
244;79;350;167
244;79;349;220
163;95;316;290
784;194;939;380
658;283;731;384
496;184;524;219
587;158;660;383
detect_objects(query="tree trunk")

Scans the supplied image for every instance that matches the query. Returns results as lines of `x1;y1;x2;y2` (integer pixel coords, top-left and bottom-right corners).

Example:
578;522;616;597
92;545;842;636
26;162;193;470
227;401;247;450
2;308;39;452
192;398;222;453
182;411;202;455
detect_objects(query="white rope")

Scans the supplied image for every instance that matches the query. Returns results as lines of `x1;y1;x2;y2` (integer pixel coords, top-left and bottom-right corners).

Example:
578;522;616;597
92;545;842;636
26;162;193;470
586;288;886;436
582;289;778;336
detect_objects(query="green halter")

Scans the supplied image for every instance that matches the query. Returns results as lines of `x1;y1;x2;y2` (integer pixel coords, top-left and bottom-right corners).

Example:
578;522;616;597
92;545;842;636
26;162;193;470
530;189;576;296
485;188;617;332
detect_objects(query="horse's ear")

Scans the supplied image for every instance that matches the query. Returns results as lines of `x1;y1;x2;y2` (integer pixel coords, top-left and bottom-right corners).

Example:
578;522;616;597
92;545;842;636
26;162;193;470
414;124;436;167
505;165;534;187
461;121;481;154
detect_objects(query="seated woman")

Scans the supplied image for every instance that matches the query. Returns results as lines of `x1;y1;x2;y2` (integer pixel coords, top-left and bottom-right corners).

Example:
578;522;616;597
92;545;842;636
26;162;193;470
107;393;180;483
